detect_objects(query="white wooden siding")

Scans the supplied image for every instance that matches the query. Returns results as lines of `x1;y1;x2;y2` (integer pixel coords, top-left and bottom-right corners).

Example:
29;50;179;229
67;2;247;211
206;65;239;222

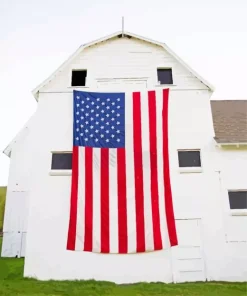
1;232;22;257
1;191;29;258
3;191;28;232
214;148;247;243
171;219;206;282
41;37;207;93
96;78;148;91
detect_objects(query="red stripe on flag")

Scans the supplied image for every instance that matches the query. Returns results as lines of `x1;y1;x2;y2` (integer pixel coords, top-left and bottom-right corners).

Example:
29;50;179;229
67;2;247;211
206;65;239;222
148;91;163;250
133;92;145;253
101;148;110;253
162;89;178;246
117;148;127;254
66;146;79;250
84;147;93;251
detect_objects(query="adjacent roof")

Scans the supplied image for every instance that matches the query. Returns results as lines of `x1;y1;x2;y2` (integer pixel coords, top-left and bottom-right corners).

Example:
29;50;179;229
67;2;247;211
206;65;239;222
31;30;214;100
211;100;247;144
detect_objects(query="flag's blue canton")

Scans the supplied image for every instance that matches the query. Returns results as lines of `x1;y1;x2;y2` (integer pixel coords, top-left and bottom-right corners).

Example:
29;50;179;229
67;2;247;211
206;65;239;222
73;90;125;148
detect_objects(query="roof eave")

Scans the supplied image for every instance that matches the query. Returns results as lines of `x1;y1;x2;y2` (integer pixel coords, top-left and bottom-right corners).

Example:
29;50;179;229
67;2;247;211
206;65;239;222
31;43;86;101
3;144;12;158
158;42;215;92
214;138;247;147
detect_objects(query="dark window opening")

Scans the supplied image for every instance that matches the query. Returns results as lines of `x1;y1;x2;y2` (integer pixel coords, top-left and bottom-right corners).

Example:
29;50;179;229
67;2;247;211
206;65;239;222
178;150;201;167
228;191;247;209
157;68;173;85
71;70;87;86
51;153;72;170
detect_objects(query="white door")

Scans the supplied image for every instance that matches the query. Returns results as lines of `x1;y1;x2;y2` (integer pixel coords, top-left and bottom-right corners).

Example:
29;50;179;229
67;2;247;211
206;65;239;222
172;219;206;283
1;191;29;257
1;232;22;257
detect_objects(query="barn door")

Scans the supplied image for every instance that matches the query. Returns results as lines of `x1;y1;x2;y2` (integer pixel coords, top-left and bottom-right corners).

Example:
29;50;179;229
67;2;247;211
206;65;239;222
1;191;29;258
172;219;207;283
1;232;22;257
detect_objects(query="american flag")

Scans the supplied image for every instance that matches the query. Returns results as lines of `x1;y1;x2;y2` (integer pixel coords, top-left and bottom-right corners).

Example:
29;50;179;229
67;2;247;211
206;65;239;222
67;89;178;254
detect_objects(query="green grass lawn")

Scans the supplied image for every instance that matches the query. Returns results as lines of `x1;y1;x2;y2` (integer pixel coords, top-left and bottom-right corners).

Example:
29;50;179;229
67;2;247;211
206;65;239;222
0;238;246;296
0;186;7;231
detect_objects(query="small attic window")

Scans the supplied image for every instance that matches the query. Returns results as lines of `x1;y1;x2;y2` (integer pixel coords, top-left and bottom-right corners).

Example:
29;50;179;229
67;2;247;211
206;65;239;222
157;68;173;85
71;70;87;87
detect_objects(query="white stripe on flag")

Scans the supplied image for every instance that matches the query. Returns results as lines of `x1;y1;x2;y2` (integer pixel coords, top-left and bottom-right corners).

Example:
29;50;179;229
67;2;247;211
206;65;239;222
156;89;170;248
109;148;119;253
75;147;85;251
141;90;154;251
125;91;136;253
92;148;101;253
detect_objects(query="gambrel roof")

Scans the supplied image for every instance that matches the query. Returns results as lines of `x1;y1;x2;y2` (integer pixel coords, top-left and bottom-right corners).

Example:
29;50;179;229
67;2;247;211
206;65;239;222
32;30;214;100
3;30;215;158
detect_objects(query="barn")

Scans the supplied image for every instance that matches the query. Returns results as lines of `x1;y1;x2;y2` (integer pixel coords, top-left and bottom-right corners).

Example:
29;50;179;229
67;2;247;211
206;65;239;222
1;30;247;283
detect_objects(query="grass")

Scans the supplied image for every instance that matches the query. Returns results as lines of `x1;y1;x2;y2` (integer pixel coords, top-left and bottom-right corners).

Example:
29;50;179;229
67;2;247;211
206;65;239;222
0;186;7;231
0;238;246;296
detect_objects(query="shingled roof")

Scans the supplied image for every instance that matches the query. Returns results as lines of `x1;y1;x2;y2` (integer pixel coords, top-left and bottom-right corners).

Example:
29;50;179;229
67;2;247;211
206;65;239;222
210;100;247;144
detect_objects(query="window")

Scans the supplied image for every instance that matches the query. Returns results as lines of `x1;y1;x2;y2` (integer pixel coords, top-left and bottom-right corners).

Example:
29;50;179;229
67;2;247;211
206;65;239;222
228;191;247;209
71;70;87;86
178;150;201;167
51;152;72;170
157;68;173;85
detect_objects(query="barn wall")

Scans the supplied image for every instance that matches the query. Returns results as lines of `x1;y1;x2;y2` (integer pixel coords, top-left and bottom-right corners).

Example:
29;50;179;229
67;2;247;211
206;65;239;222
1;126;33;257
40;36;208;93
6;35;246;282
200;146;247;281
21;88;244;283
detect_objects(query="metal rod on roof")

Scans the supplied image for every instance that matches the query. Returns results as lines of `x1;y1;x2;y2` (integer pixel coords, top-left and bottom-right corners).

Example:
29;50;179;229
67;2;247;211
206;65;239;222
122;16;124;37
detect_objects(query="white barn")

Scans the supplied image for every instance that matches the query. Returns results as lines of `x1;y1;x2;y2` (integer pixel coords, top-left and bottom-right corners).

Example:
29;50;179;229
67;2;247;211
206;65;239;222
2;31;247;283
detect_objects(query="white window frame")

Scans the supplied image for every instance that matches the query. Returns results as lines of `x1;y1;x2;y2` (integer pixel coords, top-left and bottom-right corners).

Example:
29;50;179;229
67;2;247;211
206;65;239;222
68;68;89;89
177;149;203;174
156;67;175;86
228;190;247;216
49;151;72;176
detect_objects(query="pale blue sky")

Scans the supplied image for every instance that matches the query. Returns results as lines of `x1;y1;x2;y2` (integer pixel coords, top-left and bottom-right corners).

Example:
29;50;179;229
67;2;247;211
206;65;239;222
1;0;247;184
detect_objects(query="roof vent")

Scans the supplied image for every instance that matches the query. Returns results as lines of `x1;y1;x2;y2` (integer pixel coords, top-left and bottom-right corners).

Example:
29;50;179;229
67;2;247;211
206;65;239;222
117;34;132;39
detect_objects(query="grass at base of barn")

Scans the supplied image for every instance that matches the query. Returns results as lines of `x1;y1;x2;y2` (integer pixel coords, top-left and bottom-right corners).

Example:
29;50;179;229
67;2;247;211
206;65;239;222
0;186;7;231
0;238;246;296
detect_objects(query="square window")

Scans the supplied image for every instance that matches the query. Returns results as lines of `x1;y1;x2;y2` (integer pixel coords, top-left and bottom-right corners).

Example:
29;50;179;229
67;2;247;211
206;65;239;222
157;68;173;85
178;150;201;167
51;153;72;170
228;191;247;209
71;70;87;86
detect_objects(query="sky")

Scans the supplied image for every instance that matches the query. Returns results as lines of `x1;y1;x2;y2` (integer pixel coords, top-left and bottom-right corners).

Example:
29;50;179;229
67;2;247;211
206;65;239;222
0;0;247;185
